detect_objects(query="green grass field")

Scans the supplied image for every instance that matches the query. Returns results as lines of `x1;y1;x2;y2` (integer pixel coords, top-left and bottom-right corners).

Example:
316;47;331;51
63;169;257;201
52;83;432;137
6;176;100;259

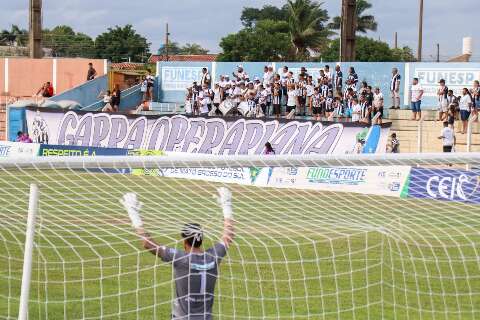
1;168;480;319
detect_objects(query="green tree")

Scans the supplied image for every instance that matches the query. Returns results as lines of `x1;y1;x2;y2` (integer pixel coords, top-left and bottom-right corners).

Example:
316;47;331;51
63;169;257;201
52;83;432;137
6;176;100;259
329;0;378;34
218;20;292;62
95;25;150;62
179;43;209;55
0;25;28;46
157;42;181;55
240;5;289;27
286;0;331;57
43;26;95;57
321;37;410;62
391;46;416;62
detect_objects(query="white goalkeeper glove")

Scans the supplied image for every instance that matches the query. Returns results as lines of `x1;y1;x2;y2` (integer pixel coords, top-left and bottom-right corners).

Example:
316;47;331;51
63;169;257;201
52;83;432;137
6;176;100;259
216;187;233;219
120;193;143;229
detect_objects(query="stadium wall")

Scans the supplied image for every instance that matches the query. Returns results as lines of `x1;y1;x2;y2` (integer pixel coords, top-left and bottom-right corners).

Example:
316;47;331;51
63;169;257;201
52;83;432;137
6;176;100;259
0;58;107;98
156;61;480;109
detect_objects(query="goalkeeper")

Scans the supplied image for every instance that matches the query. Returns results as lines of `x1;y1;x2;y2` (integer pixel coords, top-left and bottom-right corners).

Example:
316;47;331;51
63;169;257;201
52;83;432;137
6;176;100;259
121;187;235;320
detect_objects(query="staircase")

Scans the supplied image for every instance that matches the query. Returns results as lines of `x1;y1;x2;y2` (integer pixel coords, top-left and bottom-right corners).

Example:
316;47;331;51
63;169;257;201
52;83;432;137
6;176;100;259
388;109;480;153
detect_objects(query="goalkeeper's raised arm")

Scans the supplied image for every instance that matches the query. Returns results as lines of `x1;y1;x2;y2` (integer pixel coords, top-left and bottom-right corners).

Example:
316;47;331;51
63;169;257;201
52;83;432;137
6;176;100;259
120;187;235;319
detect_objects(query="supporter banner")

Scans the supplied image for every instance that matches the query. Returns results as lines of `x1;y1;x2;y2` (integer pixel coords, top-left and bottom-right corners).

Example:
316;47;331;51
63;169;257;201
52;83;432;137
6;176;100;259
26;109;390;155
408;168;480;204
39;144;128;157
0;141;40;159
252;166;411;197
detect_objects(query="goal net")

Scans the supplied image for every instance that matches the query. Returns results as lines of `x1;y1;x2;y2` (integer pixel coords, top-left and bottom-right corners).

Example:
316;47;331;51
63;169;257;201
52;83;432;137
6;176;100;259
0;153;480;319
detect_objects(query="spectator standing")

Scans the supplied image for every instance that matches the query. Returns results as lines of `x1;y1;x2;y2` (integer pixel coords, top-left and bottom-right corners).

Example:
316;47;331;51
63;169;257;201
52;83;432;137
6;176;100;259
438;121;455;152
471;80;480;116
346;67;358;91
324;65;332;85
200;67;211;88
437;79;449;121
390;68;401;109
373;87;384;124
232;65;248;82
87;63;97;81
272;82;282;119
263;65;274;86
140;76;148;101
334;65;343;98
146;72;155;101
351;98;361;122
111;84;121;112
410;77;424;121
286;83;298;117
458;88;473;134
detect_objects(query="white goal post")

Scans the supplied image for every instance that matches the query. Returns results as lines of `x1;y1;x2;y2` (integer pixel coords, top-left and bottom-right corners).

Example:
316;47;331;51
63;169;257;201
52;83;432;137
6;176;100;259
1;153;479;320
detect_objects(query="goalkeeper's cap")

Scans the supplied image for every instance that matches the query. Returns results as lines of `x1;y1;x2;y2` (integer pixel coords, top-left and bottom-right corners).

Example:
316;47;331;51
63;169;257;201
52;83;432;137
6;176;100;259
181;223;203;248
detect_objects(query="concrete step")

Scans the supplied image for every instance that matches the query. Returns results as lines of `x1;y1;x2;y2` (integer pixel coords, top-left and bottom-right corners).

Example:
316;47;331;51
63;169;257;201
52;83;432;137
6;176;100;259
388;109;439;121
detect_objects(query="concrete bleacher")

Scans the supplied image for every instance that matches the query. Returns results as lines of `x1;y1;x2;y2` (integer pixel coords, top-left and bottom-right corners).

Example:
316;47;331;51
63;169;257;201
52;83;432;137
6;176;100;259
388;109;480;153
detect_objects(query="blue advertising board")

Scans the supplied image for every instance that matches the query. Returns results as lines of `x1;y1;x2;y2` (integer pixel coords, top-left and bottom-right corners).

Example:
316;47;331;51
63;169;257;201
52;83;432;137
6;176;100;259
408;167;480;204
39;144;129;157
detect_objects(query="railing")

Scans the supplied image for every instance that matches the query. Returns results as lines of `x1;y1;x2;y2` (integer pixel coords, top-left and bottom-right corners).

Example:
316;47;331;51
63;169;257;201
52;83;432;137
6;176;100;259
466;113;478;152
417;115;424;153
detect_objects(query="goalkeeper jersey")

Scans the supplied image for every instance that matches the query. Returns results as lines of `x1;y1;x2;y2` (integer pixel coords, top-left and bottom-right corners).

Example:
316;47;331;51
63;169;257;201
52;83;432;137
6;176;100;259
160;243;227;320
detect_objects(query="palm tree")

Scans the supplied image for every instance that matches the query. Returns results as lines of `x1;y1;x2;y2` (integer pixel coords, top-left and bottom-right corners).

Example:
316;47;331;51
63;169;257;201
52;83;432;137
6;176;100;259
286;0;331;58
329;0;378;34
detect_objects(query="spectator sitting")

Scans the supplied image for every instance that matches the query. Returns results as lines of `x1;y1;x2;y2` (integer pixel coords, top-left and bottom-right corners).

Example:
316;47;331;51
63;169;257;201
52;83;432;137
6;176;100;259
16;131;32;143
98;90;113;112
15;131;24;142
135;100;150;113
353;138;364;154
22;133;32;143
389;133;400;153
36;82;54;98
264;142;275;155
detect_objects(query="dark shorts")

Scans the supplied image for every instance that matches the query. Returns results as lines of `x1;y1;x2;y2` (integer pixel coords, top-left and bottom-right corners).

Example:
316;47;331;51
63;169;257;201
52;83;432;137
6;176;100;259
375;107;384;118
312;107;322;115
411;101;422;112
443;145;453;153
273;104;281;115
460;110;470;121
298;97;306;106
286;105;296;113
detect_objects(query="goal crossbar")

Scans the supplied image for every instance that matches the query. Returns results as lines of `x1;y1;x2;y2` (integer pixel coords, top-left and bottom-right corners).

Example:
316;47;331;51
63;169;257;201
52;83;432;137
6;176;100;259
1;152;480;169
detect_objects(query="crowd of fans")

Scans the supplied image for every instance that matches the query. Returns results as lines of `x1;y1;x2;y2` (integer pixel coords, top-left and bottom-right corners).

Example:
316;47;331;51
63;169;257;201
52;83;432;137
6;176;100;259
183;65;406;125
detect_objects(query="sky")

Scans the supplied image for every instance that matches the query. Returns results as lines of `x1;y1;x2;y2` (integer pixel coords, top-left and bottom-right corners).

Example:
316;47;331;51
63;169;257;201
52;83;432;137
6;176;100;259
0;0;478;61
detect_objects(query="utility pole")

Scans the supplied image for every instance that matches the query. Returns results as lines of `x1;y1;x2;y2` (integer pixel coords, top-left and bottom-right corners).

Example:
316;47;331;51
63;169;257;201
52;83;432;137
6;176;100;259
29;0;43;58
165;23;170;62
417;0;423;61
436;43;440;62
340;0;357;62
394;32;398;49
